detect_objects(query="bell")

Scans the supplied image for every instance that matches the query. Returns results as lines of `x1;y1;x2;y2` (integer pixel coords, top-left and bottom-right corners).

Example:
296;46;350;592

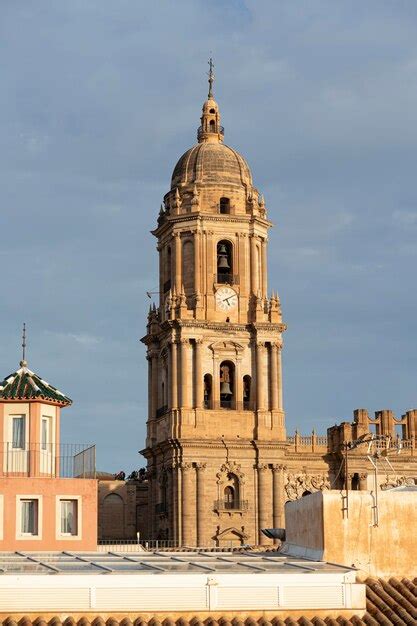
218;255;230;269
220;381;232;396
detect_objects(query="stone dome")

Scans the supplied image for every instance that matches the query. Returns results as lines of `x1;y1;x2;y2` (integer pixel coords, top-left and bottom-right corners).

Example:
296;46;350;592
171;141;253;190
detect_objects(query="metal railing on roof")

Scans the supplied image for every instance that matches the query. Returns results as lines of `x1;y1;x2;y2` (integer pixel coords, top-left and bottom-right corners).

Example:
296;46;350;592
1;442;96;478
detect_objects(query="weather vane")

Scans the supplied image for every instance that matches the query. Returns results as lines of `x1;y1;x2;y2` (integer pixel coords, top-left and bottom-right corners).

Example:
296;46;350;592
21;322;27;366
207;57;215;98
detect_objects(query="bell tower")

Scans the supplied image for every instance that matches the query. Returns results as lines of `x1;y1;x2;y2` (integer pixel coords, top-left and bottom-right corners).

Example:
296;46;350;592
141;61;286;546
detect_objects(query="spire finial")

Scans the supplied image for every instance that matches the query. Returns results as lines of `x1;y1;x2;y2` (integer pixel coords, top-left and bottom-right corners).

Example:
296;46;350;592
20;323;27;368
207;57;215;98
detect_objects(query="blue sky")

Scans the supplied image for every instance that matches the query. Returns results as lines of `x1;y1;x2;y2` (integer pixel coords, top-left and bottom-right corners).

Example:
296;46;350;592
1;1;416;472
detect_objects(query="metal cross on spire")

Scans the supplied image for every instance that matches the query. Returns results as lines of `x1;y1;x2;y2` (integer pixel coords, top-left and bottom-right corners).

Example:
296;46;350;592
21;322;27;367
207;57;215;98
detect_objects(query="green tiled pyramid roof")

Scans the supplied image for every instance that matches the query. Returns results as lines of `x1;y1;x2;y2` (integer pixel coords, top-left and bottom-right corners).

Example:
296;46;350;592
0;362;72;406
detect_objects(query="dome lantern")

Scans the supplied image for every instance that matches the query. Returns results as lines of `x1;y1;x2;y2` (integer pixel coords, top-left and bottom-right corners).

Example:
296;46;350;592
197;58;224;143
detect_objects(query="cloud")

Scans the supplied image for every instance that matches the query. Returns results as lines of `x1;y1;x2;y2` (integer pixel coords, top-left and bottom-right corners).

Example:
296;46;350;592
0;1;416;467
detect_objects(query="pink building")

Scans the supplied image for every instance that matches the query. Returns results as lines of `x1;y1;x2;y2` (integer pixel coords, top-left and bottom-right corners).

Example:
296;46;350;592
0;357;98;550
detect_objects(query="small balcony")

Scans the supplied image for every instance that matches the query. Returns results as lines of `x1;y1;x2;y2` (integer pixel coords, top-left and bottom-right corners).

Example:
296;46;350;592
0;442;96;478
214;499;249;512
215;273;239;285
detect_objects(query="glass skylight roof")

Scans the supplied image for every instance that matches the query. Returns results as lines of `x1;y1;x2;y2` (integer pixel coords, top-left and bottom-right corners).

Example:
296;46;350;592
0;551;354;576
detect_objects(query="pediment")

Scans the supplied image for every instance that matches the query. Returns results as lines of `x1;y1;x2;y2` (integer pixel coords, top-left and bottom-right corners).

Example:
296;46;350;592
215;526;248;540
209;340;244;355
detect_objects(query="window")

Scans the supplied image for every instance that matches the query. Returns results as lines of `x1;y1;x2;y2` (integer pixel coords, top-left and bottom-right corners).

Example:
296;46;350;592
209;119;215;131
12;416;25;449
204;374;212;409
243;375;252;410
20;499;38;535
60;499;78;535
224;486;236;509
56;496;81;539
41;417;51;450
219;197;230;214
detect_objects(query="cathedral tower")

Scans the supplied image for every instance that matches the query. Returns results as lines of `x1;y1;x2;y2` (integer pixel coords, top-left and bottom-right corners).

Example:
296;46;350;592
141;63;286;546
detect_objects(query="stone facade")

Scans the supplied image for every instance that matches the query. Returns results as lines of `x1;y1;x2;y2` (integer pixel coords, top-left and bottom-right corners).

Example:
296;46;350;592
139;81;417;547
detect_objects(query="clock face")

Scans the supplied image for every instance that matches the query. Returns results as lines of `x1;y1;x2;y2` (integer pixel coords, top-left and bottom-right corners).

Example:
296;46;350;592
215;286;238;311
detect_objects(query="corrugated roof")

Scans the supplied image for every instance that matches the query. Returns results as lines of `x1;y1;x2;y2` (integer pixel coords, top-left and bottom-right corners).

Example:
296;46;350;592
0;362;72;405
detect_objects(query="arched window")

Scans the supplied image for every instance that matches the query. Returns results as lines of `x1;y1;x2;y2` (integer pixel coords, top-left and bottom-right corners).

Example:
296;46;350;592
302;491;312;497
217;240;233;284
224;486;235;509
351;473;360;491
209;108;216;114
243;375;251;410
204;373;212;409
219;197;230;214
209;119;215;132
101;493;124;540
220;361;235;409
223;473;240;509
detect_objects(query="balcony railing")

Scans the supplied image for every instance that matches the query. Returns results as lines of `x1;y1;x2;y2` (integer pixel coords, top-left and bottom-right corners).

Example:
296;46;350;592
0;442;96;478
156;405;168;419
214;500;249;512
215;273;239;285
197;125;224;141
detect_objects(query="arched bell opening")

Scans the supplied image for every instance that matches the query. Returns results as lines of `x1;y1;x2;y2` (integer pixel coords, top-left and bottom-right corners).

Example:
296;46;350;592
209;119;216;132
220;360;235;409
219;197;230;214
217;240;233;284
204;373;213;409
243;375;252;410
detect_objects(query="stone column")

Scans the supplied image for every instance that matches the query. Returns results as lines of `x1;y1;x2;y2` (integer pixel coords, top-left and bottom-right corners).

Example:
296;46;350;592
257;464;271;544
256;342;266;410
181;462;195;546
170;341;178;409
272;464;286;540
180;339;191;408
261;238;268;297
194;230;201;294
150;348;159;419
250;235;258;295
277;345;283;410
174;232;182;293
270;343;279;411
147;356;152;419
196;462;207;546
194;339;203;409
213;358;220;410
